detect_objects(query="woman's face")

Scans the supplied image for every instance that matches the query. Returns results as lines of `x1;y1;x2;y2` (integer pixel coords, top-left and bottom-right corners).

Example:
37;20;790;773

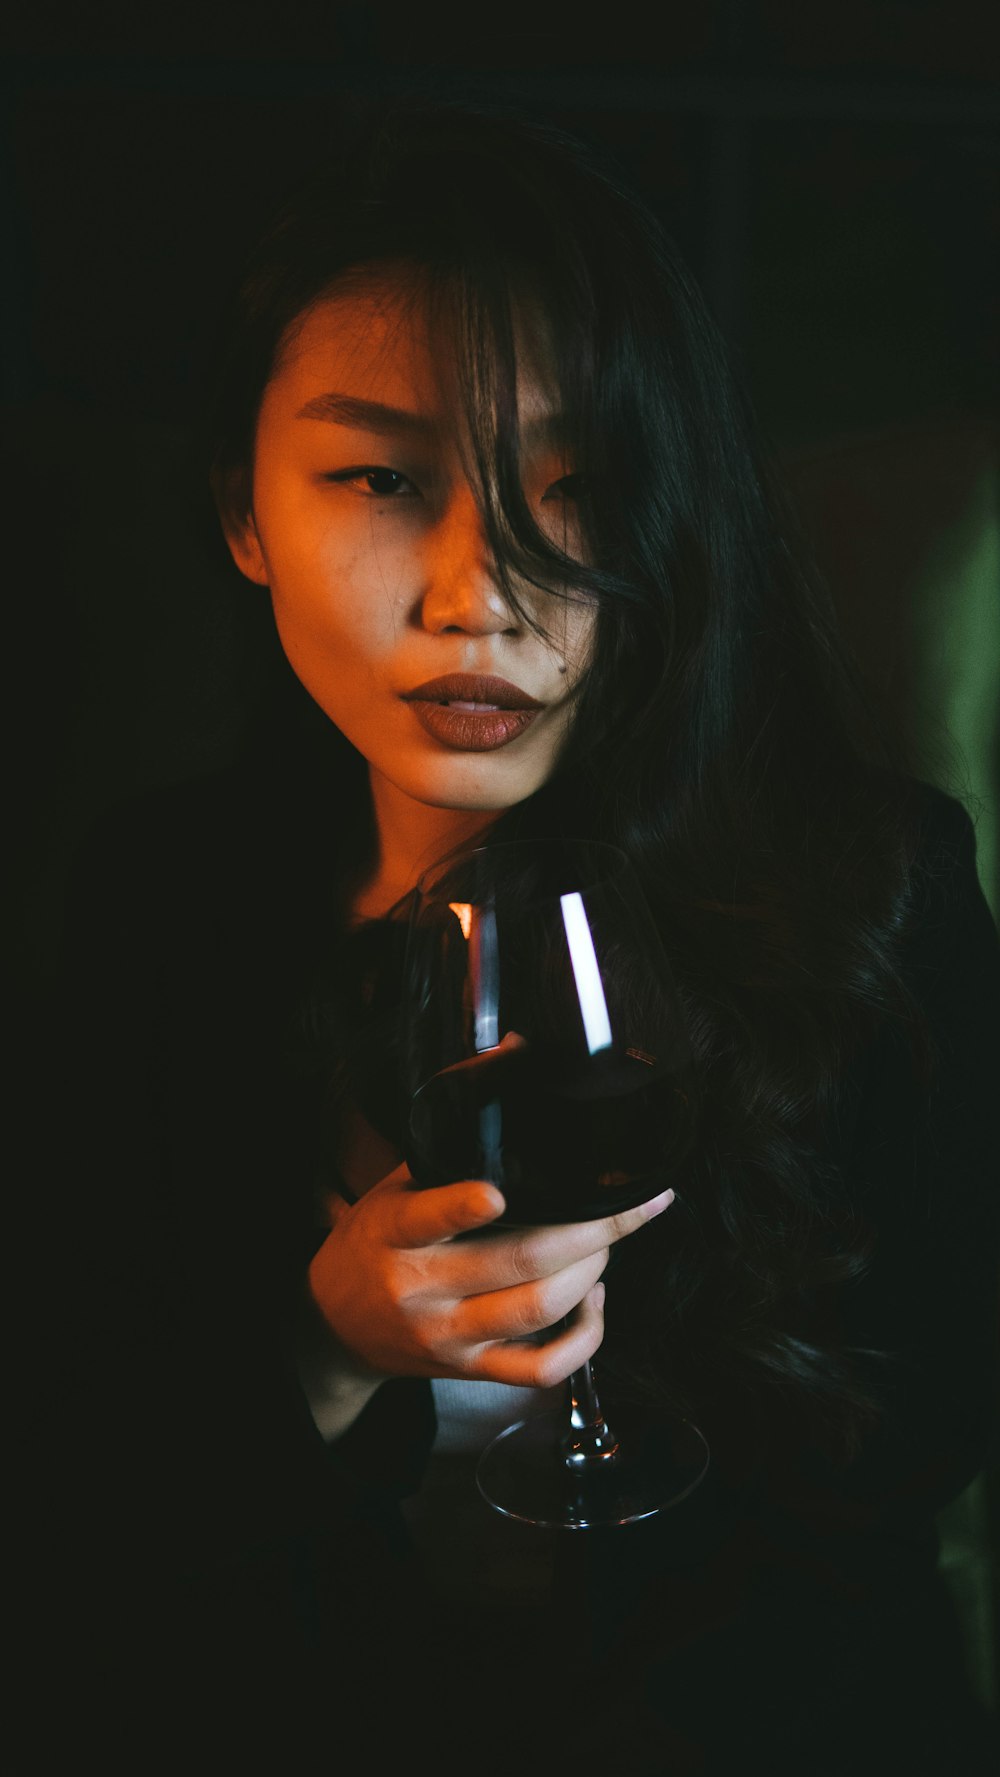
223;271;595;820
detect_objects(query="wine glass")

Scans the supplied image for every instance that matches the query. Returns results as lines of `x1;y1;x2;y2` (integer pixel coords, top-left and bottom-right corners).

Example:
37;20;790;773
400;836;710;1528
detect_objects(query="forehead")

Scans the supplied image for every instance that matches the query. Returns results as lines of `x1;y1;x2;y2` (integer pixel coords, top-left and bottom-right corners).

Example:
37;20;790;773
265;268;561;433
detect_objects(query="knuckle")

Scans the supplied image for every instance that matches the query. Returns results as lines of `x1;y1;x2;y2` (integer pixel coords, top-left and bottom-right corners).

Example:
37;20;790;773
466;1344;502;1383
427;1298;460;1343
395;1251;432;1296
529;1275;560;1327
410;1317;447;1366
502;1294;544;1340
508;1233;540;1285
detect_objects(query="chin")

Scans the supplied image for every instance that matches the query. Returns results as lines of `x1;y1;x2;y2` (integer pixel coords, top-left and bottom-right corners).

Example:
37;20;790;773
415;785;524;814
395;765;538;814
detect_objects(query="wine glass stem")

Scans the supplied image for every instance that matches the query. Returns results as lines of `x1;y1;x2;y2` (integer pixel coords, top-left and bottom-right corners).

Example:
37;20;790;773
562;1360;620;1468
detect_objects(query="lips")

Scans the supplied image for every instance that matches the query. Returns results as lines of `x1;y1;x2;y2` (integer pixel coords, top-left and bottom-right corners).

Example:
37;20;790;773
401;674;543;711
401;674;543;752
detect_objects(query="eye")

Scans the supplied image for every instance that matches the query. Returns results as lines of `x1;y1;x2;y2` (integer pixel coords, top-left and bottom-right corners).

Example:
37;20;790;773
541;473;586;502
323;466;420;498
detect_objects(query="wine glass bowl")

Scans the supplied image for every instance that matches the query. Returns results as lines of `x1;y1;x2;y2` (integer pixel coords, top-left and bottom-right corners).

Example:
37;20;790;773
402;840;697;1226
401;836;709;1526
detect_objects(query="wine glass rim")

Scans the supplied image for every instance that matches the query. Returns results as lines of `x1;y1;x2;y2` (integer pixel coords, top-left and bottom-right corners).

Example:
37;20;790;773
414;835;632;898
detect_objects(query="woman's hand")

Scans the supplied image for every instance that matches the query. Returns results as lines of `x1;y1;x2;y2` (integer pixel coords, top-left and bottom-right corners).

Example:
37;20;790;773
302;1166;674;1423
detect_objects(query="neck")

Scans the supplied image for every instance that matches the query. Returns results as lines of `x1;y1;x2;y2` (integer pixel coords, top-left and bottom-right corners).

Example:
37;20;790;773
352;768;499;921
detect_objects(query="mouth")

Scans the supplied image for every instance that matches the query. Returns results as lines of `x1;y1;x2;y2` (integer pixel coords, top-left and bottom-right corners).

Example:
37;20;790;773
401;674;544;711
401;674;544;753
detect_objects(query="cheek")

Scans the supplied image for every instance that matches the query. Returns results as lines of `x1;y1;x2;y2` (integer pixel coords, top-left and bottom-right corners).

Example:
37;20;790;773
266;501;413;638
270;552;407;720
554;598;598;682
263;518;381;648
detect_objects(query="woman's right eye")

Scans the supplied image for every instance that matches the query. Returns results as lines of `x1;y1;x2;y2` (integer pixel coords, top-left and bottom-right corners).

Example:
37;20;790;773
323;467;420;498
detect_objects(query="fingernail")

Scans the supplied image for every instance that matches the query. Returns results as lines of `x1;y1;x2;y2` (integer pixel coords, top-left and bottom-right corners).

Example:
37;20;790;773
593;1282;606;1307
643;1188;675;1218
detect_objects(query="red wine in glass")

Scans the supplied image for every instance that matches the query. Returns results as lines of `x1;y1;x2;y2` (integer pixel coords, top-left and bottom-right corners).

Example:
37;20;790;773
409;1037;680;1225
401;837;709;1528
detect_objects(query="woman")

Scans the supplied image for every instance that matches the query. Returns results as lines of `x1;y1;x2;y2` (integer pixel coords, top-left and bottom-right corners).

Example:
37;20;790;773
33;99;998;1772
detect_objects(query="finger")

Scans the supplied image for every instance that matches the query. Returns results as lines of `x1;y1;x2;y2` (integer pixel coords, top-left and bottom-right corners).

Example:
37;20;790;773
439;1186;675;1291
469;1284;606;1389
457;1251;609;1345
389;1175;507;1248
589;1185;676;1245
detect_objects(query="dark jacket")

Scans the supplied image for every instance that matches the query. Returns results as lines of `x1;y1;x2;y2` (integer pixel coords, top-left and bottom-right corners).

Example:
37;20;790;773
20;739;1000;1775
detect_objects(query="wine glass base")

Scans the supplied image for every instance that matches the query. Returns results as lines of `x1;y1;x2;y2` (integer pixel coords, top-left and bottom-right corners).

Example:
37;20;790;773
476;1405;709;1529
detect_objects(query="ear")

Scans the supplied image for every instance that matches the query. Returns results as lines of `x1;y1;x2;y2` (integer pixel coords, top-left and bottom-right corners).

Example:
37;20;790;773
210;465;268;587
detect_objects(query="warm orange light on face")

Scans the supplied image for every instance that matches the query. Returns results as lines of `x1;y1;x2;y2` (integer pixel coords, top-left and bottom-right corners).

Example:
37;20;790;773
449;901;473;940
231;283;595;867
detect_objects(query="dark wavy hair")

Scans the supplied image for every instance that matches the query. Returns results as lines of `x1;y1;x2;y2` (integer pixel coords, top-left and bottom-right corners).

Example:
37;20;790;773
202;96;934;1468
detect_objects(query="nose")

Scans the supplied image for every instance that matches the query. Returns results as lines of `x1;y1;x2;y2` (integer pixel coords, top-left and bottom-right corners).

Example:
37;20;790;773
418;483;520;638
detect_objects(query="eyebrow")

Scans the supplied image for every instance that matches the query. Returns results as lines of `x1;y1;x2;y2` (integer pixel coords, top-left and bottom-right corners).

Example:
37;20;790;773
295;391;571;445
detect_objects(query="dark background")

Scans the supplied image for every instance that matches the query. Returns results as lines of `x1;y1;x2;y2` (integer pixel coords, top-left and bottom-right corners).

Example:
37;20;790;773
4;0;998;1713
